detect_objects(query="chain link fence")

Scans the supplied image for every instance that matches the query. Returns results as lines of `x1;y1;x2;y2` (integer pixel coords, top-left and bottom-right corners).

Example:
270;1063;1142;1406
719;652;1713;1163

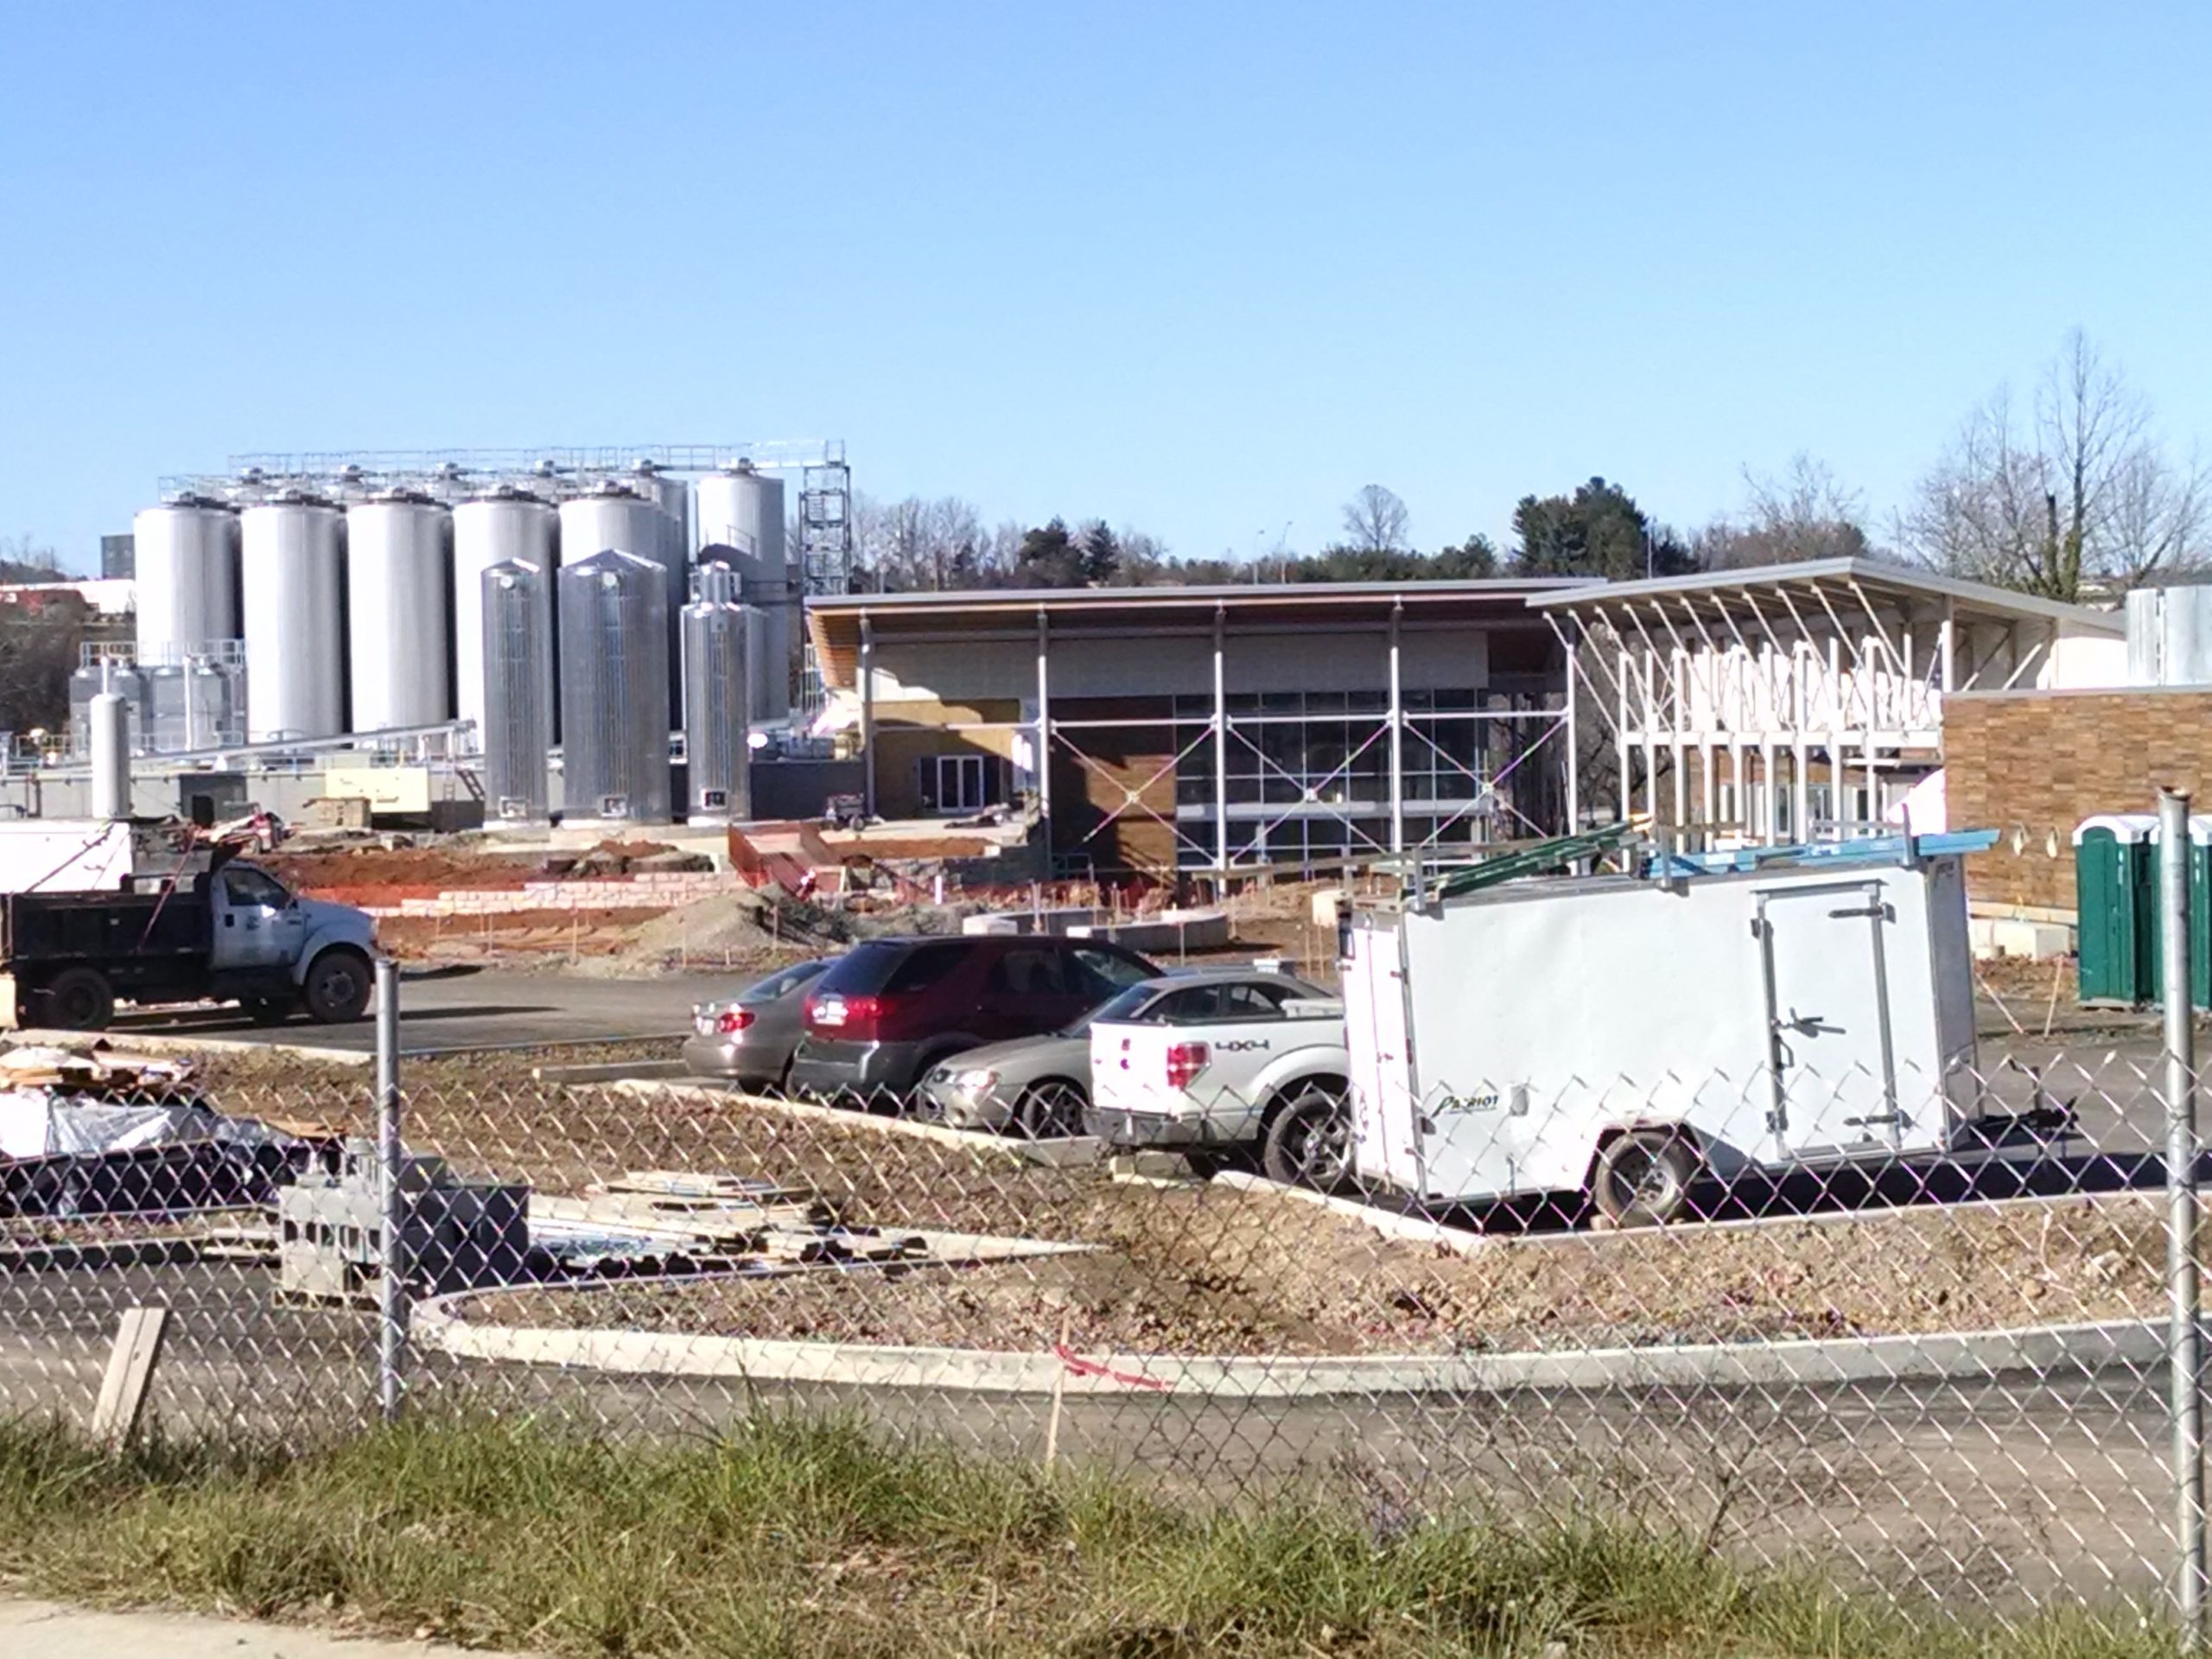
3;919;2209;1640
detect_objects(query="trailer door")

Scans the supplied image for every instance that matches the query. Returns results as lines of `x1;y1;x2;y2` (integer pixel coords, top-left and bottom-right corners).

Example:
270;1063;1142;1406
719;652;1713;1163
1756;879;1903;1160
1344;917;1421;1191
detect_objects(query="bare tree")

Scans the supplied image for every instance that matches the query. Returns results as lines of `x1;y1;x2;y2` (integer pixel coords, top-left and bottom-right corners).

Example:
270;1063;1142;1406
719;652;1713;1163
1340;485;1410;556
1694;454;1872;569
849;493;989;591
1897;330;2209;600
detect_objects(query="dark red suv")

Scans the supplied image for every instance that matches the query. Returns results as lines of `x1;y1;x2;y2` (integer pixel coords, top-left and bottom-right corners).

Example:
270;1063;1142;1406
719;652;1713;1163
785;934;1157;1103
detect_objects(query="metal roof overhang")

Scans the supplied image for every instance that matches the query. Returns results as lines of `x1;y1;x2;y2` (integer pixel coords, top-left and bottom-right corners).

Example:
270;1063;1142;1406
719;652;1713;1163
806;579;1600;691
1522;556;2124;637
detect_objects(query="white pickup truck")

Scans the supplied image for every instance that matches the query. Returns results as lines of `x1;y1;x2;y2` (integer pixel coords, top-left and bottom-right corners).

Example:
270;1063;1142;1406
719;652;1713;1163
1085;984;1352;1187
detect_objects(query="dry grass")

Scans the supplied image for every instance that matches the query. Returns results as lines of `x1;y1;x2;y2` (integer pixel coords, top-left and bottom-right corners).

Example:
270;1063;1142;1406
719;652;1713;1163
0;1414;2177;1658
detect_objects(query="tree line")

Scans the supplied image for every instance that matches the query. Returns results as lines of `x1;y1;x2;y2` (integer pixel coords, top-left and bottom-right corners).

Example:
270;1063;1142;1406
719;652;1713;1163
852;329;2206;605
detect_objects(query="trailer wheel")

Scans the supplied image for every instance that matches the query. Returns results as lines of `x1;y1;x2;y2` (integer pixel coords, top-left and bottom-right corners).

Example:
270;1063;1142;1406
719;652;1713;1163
1263;1083;1355;1192
36;968;115;1032
302;948;372;1024
1591;1131;1698;1227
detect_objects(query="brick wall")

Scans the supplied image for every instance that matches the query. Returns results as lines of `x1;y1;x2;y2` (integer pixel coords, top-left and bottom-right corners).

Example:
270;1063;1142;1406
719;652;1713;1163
1943;688;2212;913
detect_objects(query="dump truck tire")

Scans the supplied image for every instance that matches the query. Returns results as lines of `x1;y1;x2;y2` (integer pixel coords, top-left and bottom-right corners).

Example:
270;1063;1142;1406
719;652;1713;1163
302;948;372;1024
37;967;115;1032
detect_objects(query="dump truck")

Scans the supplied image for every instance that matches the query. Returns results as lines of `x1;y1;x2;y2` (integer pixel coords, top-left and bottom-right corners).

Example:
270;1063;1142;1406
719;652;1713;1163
0;860;377;1031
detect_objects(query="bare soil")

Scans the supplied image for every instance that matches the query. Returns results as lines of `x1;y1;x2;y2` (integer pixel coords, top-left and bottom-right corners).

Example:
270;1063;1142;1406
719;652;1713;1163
178;1050;2169;1359
464;1175;2174;1357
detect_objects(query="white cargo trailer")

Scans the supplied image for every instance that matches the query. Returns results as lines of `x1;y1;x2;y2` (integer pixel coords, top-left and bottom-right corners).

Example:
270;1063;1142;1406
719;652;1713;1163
1346;838;1992;1224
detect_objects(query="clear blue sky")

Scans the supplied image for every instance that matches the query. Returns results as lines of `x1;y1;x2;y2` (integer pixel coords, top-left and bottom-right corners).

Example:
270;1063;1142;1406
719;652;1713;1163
2;1;2206;573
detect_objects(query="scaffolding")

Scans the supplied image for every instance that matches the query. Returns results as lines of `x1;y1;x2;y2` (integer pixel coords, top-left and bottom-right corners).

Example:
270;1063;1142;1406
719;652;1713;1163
1529;557;2125;846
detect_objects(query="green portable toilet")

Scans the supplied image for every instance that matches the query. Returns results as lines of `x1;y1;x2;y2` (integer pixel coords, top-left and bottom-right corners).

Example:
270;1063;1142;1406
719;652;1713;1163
2075;814;2158;1004
2147;815;2212;1011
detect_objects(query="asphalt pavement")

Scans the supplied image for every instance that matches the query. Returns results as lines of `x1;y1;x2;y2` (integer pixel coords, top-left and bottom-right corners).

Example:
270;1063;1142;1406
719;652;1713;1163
105;967;748;1057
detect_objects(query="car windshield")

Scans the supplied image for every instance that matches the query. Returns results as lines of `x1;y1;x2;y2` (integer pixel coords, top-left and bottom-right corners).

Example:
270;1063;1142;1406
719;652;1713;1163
1058;982;1157;1037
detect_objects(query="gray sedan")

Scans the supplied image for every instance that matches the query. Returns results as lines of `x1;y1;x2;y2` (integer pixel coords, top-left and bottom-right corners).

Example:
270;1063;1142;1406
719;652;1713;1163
681;958;833;1090
918;968;1327;1139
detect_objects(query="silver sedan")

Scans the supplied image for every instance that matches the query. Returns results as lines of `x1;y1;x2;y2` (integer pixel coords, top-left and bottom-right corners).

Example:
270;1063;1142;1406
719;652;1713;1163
681;958;833;1091
918;968;1326;1139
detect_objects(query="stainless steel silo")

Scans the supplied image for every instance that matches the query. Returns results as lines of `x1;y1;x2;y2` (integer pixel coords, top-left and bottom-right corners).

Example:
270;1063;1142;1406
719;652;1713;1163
132;495;241;660
240;492;346;741
68;666;146;757
683;591;749;821
628;458;692;561
557;550;671;823
483;559;553;820
559;480;683;707
346;489;454;733
454;486;558;748
696;460;789;720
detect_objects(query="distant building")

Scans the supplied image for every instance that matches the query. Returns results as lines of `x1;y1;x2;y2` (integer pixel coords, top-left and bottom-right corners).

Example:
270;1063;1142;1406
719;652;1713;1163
100;534;135;581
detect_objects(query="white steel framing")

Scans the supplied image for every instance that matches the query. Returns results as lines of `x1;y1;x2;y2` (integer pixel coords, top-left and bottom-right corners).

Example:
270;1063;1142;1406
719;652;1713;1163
1535;563;2093;844
868;602;1572;874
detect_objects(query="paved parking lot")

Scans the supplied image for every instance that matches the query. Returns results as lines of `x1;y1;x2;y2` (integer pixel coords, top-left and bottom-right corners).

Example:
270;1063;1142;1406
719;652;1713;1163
107;968;734;1057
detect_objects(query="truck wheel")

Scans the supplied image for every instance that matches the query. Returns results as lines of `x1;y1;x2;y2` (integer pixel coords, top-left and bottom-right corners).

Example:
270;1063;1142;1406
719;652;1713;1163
1591;1131;1698;1227
302;949;373;1024
37;968;114;1032
1015;1078;1086;1141
1262;1083;1354;1192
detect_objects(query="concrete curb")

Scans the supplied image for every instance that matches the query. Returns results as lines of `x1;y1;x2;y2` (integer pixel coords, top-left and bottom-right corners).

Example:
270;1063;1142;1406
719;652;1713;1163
10;1029;376;1068
1212;1169;2202;1254
605;1078;1097;1166
415;1277;2166;1399
0;1236;207;1274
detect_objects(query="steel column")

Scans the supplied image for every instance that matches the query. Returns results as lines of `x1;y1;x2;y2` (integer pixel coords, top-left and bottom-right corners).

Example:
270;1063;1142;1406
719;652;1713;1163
858;613;876;821
1388;603;1405;854
1212;607;1230;874
1562;630;1580;836
1035;608;1052;857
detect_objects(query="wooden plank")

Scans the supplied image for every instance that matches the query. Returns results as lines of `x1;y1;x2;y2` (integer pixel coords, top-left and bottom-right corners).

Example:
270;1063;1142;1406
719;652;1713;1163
90;1306;168;1446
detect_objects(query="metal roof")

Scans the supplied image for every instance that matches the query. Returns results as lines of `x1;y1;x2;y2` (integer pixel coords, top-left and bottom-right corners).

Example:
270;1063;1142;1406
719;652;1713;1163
804;578;1591;691
810;576;1597;615
1522;557;2123;634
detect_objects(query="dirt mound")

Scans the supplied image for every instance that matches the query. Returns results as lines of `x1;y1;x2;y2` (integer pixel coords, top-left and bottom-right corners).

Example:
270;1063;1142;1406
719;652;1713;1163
266;846;537;893
561;890;853;977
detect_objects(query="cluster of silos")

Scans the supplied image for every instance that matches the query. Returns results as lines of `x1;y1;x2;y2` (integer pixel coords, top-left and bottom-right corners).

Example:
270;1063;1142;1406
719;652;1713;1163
123;454;785;825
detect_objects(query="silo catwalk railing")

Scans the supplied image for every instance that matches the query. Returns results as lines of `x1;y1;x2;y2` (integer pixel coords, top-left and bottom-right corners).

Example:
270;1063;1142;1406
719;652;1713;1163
557;549;671;824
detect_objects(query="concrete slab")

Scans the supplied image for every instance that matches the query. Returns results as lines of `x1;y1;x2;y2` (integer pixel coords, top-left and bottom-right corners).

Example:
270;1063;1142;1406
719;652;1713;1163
0;1598;536;1658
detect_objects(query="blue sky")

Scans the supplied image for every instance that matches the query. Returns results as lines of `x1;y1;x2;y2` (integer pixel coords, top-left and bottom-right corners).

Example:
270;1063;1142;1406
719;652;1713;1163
1;1;2206;572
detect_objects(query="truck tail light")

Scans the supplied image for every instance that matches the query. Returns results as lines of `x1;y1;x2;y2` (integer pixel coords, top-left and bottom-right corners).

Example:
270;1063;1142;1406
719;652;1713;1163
1166;1040;1210;1091
715;1007;754;1035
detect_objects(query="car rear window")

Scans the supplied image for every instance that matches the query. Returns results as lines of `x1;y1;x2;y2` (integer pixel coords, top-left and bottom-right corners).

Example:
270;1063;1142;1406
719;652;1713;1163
817;939;970;997
742;960;828;1003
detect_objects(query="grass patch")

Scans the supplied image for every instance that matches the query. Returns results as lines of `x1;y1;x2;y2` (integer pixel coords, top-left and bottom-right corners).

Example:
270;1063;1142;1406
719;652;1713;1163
0;1411;2182;1658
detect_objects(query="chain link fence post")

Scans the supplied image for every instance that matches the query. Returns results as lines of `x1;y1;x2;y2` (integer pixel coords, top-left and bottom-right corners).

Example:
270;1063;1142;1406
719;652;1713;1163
2163;785;2205;1643
375;955;407;1425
